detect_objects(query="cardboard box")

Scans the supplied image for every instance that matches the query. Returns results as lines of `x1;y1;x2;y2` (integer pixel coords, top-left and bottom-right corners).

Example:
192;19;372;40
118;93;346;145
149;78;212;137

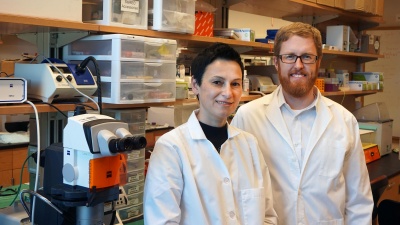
0;0;82;22
335;0;345;9
361;34;381;54
317;0;335;7
345;0;373;13
194;11;214;37
375;0;384;16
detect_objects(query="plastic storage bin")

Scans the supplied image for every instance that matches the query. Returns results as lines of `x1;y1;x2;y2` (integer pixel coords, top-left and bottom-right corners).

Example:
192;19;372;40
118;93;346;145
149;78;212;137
353;102;391;122
127;169;145;183
68;60;176;81
123;180;145;195
82;0;148;29
149;0;196;34
63;34;147;61
99;81;176;104
127;157;145;171
118;203;143;221
127;191;144;206
144;39;178;61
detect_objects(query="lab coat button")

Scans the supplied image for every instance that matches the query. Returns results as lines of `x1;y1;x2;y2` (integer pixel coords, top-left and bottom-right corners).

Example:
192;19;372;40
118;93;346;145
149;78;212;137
223;177;230;183
229;211;235;218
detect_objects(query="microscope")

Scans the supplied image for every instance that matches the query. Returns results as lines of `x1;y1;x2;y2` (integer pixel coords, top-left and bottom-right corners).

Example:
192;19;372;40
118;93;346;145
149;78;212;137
32;113;146;225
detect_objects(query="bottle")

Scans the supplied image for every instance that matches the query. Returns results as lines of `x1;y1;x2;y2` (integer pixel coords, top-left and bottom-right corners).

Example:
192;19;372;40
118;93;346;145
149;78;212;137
243;70;249;96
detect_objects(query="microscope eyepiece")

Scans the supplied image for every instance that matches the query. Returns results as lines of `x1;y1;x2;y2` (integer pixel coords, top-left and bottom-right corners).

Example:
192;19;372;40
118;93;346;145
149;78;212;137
108;135;147;153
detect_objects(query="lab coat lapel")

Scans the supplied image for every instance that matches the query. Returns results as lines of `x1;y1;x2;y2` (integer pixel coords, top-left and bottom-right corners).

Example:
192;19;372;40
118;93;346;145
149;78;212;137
265;90;293;149
301;97;333;172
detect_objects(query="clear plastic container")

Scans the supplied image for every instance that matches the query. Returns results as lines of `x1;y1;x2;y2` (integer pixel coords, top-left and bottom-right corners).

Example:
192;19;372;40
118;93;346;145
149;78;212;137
67;60;177;81
82;0;148;29
149;0;195;34
353;102;391;122
127;157;145;171
123;180;145;195
118;204;143;221
127;169;145;183
98;81;176;104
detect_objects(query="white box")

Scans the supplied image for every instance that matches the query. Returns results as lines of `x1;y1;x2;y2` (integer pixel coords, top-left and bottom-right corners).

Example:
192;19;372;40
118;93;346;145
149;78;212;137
233;28;255;42
0;0;82;22
336;72;350;90
149;0;196;34
326;25;351;51
359;121;393;156
352;72;383;82
83;0;148;29
67;60;176;81
98;81;176;104
348;81;366;91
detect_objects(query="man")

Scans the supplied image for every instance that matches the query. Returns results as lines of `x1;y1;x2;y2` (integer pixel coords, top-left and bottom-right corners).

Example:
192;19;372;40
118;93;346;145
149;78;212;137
144;43;277;225
231;22;373;225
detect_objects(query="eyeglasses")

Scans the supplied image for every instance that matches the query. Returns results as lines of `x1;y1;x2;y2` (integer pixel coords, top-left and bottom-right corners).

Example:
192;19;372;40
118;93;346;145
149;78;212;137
278;54;318;64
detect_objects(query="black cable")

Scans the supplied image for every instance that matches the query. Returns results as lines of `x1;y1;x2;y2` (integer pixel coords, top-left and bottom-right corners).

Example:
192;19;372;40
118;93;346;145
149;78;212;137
0;71;8;77
40;102;68;118
75;56;102;114
9;152;34;206
109;210;117;225
75;102;96;110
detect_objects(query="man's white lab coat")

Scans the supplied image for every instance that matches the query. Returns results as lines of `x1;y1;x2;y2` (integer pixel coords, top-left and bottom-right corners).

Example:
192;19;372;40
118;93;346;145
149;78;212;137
144;110;277;225
231;86;373;225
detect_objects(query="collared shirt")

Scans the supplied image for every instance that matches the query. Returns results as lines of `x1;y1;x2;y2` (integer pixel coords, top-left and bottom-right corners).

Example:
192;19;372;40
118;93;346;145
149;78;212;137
277;88;317;168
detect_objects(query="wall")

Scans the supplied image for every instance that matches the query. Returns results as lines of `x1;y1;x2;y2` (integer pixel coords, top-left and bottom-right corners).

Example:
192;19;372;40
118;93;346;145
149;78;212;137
229;10;292;39
0;34;37;72
365;30;400;137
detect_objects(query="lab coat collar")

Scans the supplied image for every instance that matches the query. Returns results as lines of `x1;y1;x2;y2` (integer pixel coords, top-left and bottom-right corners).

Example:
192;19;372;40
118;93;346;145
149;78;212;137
187;109;240;140
264;86;334;167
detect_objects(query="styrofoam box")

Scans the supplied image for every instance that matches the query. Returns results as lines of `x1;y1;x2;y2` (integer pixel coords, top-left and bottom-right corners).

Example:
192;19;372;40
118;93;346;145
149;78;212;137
118;203;143;221
123;180;144;195
64;34;177;62
83;0;148;30
68;60;176;81
127;191;144;206
127;157;145;171
0;0;81;22
98;81;176;104
149;0;196;34
127;169;145;183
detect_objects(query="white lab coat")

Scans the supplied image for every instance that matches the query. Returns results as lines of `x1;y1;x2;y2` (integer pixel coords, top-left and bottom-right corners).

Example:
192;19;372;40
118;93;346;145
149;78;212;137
231;86;373;225
143;110;277;225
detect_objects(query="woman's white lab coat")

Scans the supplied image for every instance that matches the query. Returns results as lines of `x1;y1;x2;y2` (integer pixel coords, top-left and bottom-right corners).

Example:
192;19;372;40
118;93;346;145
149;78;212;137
143;110;277;225
231;86;373;225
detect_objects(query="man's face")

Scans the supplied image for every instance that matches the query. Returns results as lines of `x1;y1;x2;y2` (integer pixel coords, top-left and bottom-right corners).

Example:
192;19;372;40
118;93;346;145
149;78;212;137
274;35;321;98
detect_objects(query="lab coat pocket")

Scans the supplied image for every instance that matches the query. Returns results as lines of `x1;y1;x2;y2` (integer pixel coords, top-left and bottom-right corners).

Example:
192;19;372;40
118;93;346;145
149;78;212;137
241;187;265;225
318;146;345;178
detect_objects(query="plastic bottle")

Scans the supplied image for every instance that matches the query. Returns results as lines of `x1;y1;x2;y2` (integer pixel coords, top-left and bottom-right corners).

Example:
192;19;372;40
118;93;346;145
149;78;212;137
243;70;249;96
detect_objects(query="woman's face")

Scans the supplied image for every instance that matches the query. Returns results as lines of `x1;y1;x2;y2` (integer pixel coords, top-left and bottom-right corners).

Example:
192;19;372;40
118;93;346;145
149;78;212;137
192;59;243;127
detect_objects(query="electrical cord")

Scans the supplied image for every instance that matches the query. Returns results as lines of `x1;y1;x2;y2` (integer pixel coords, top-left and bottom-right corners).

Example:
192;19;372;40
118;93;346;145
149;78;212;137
19;189;63;220
8;152;34;205
75;56;103;114
41;102;68;118
24;100;40;225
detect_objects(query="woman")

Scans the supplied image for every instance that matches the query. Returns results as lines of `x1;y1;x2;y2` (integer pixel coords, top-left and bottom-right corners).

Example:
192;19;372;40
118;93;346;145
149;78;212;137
143;43;277;225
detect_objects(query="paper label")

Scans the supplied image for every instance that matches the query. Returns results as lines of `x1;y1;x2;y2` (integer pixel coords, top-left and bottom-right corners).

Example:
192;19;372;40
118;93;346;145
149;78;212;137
121;0;139;13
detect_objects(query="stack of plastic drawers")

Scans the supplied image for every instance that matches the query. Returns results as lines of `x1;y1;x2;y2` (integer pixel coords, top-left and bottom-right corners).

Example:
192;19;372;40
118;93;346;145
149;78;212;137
103;108;146;222
63;34;177;104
